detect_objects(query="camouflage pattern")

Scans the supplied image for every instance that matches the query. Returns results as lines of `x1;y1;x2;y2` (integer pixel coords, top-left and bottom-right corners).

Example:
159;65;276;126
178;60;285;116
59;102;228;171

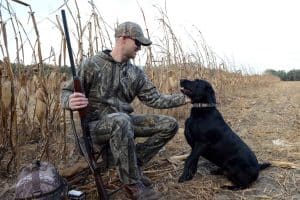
114;21;152;46
15;161;67;199
61;50;186;117
89;112;178;184
61;50;185;184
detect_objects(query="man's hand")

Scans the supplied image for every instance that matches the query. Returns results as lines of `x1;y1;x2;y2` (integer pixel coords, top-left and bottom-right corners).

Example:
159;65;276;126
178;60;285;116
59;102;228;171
184;95;191;104
69;92;89;110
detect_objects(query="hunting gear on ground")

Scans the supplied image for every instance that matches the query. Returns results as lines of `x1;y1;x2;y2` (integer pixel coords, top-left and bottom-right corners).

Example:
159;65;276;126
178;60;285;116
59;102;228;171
61;21;190;199
15;160;67;200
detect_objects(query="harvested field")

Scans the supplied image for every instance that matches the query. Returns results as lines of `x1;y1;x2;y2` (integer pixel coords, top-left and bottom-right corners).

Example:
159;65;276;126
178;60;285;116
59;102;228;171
1;81;299;200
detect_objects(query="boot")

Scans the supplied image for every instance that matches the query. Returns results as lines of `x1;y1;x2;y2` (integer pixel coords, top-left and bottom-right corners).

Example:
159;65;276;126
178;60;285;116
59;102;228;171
138;167;152;187
124;181;161;200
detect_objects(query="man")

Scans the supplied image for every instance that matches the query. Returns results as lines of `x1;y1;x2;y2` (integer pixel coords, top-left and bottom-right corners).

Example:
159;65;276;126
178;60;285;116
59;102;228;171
61;21;190;199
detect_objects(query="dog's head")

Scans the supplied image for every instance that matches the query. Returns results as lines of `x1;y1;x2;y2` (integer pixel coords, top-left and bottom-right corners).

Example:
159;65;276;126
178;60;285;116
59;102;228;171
180;79;216;104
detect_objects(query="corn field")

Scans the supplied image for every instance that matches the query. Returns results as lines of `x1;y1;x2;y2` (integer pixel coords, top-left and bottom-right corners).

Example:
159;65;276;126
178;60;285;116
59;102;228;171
0;0;279;174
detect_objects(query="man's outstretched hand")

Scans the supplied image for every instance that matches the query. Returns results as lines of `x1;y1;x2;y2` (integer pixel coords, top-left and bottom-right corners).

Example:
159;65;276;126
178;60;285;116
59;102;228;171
184;94;191;104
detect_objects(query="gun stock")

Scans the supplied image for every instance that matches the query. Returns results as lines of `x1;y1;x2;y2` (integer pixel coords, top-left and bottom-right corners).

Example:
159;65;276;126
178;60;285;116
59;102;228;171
61;9;108;200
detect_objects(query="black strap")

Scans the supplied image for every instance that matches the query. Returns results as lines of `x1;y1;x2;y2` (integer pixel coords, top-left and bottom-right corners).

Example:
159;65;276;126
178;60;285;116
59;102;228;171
31;161;42;198
70;111;84;156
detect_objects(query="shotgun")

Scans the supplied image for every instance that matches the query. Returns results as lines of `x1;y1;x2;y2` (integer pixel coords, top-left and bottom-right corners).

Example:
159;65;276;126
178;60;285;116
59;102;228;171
61;9;108;200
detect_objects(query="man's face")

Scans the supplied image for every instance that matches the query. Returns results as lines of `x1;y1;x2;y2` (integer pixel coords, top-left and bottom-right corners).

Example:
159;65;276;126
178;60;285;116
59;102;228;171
123;37;141;59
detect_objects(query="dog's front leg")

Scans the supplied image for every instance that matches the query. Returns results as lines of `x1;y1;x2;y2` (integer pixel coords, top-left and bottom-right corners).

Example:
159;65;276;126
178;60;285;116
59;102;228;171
178;142;206;183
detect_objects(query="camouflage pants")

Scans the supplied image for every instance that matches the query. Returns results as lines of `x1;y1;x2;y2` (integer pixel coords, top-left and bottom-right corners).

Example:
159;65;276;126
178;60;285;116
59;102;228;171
89;112;179;184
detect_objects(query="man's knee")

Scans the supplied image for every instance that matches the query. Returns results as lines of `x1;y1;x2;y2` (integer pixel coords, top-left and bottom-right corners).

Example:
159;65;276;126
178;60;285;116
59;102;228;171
162;116;179;137
167;116;179;133
109;112;134;138
109;112;131;127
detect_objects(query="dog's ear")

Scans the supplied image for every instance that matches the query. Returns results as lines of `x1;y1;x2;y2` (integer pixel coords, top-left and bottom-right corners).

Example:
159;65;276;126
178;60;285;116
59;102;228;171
206;85;216;104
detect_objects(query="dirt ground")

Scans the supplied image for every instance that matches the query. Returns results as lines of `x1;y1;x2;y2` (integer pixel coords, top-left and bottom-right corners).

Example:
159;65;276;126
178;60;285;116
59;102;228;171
1;81;299;199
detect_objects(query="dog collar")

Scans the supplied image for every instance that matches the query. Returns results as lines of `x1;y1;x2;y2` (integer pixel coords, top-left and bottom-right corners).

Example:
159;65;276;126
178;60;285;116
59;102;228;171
192;103;216;108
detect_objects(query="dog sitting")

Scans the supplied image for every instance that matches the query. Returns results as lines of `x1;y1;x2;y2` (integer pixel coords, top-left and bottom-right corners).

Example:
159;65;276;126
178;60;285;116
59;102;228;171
178;79;270;190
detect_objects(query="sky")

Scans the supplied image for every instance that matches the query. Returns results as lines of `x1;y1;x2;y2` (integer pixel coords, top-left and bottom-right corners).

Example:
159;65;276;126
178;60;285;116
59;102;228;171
3;0;300;74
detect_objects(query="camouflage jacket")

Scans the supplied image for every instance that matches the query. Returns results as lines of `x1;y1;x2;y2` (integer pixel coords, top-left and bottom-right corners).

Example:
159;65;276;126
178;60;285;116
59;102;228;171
61;50;186;121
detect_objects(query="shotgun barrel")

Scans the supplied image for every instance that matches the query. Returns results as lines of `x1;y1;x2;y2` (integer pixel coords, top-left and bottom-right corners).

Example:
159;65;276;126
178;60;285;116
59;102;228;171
61;9;108;200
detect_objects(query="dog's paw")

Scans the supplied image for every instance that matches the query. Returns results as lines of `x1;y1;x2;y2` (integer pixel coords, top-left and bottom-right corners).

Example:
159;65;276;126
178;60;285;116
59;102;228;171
178;176;184;183
178;176;187;183
221;185;245;191
178;173;193;183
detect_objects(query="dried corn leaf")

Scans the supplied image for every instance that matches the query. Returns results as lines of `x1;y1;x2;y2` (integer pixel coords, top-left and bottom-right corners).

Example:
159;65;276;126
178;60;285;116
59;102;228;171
36;87;47;103
270;160;299;169
1;79;11;110
17;87;27;111
168;70;177;90
11;113;17;147
31;74;40;91
48;71;59;92
35;88;47;125
36;100;47;123
59;159;88;178
168;154;189;164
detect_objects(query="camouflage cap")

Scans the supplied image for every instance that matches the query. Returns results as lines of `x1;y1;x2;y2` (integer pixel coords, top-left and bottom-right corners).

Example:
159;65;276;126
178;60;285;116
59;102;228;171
115;21;152;46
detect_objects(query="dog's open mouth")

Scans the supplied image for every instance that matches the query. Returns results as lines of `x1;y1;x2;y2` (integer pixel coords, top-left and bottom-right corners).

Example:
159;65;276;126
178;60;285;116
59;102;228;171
181;88;192;96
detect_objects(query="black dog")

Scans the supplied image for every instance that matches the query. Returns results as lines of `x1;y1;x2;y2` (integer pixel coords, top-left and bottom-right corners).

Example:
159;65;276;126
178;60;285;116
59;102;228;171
178;79;270;190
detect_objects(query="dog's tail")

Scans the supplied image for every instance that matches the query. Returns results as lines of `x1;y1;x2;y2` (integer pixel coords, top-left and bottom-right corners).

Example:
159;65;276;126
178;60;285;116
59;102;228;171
259;162;271;170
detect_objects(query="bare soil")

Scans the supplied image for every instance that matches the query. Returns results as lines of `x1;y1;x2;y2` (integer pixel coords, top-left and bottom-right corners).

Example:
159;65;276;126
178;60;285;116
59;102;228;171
1;81;299;200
